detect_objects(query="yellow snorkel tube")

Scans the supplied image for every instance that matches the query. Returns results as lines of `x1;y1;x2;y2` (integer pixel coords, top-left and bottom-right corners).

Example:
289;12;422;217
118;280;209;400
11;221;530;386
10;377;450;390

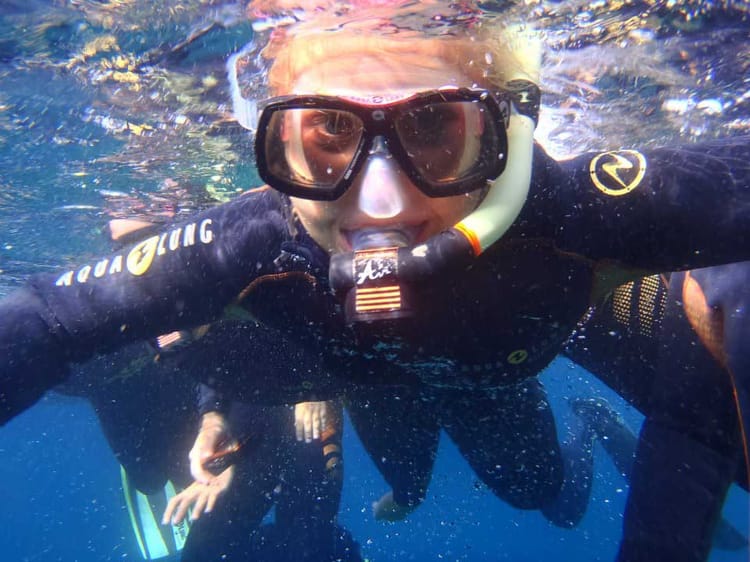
454;89;537;255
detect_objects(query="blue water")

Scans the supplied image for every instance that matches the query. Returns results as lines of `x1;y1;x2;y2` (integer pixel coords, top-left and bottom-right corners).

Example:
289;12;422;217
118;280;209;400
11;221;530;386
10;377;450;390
1;1;749;561
1;360;747;561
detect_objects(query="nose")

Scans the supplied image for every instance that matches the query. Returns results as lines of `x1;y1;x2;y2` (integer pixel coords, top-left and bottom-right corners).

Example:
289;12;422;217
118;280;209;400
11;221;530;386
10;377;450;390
354;137;408;219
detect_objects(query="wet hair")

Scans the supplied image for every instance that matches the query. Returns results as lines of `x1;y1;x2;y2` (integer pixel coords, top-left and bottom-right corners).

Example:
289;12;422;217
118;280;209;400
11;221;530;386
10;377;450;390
260;11;541;96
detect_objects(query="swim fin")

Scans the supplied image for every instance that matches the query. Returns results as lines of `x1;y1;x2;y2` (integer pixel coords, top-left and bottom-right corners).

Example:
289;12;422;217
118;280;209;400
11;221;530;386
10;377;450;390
120;465;191;560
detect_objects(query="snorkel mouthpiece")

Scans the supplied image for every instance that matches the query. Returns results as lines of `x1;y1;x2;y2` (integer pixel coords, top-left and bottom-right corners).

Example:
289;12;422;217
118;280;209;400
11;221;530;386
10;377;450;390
335;229;413;323
330;102;537;325
329;229;476;324
350;229;410;251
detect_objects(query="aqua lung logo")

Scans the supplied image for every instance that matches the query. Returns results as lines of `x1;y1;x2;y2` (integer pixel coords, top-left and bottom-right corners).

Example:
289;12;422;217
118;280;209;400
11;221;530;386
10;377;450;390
589;150;647;196
55;219;214;287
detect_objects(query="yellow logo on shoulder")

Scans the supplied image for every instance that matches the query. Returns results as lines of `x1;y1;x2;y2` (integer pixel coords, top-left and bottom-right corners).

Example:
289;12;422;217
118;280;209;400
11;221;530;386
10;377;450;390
507;349;528;365
55;218;214;287
126;236;159;276
589;150;647;196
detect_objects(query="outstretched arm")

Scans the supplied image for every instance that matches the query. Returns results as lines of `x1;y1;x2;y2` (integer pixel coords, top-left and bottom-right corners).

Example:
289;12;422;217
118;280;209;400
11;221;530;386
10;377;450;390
528;136;750;274
0;192;288;424
0;286;71;423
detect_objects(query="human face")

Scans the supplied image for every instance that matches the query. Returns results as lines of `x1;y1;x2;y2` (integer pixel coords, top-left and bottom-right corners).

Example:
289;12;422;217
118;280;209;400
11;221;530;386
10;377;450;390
285;55;484;254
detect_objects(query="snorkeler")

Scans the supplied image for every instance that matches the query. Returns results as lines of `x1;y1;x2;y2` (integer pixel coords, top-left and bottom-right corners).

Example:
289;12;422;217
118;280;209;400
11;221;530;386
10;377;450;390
64;323;358;562
164;397;359;562
1;2;750;561
556;396;747;552
55;214;359;562
564;264;750;561
55;339;197;560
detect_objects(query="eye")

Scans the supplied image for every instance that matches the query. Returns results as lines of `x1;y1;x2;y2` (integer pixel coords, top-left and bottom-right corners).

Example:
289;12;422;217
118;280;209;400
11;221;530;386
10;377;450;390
323;111;356;135
310;110;356;137
306;110;361;152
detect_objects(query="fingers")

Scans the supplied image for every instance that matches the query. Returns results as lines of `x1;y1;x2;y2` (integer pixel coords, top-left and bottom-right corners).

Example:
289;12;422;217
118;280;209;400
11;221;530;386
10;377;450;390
161;467;234;527
163;483;198;525
205;489;219;515
191;490;208;521
295;404;305;442
172;494;194;524
295;402;315;442
294;401;329;442
319;402;328;437
162;494;179;525
311;404;321;441
305;405;316;442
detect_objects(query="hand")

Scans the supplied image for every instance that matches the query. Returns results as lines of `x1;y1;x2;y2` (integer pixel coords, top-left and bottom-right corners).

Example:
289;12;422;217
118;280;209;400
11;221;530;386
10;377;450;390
189;412;238;484
162;465;234;525
294;400;329;442
372;490;418;522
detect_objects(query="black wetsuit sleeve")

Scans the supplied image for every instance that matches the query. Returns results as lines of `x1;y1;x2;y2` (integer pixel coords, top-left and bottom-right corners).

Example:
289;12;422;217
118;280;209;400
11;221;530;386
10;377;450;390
526;136;750;270
0;287;71;421
0;190;288;423
197;383;229;417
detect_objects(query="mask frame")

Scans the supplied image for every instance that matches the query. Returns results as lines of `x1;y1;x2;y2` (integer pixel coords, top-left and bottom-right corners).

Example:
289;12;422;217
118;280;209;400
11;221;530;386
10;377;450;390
254;88;515;200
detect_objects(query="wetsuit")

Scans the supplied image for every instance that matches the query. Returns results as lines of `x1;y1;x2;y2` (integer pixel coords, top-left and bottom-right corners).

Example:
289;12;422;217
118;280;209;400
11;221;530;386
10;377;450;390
346;377;562;511
4;138;749;413
181;397;356;562
1;138;750;555
58;331;354;562
57;341;198;494
564;264;749;562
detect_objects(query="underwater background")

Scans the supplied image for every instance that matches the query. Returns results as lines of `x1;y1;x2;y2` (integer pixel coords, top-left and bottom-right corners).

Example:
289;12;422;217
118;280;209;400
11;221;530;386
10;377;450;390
0;1;749;560
3;364;748;561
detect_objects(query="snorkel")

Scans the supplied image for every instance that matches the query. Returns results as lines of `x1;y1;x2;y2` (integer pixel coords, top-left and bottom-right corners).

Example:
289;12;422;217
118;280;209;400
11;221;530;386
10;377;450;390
329;82;538;322
231;1;541;323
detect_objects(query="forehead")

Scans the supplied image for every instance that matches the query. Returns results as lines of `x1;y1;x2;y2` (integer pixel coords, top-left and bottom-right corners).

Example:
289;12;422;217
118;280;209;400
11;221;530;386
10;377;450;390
288;54;475;101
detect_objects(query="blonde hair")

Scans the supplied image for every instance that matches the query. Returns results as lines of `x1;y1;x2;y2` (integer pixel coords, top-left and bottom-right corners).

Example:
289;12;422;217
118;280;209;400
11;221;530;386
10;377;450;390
263;18;541;96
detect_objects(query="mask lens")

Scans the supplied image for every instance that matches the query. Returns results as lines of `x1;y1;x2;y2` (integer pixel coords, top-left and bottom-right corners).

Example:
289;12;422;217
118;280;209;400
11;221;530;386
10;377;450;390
395;100;502;190
257;91;508;200
263;108;364;194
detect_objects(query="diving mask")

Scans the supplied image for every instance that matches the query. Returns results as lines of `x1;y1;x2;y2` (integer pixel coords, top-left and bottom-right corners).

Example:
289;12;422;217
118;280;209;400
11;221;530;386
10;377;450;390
253;88;514;201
